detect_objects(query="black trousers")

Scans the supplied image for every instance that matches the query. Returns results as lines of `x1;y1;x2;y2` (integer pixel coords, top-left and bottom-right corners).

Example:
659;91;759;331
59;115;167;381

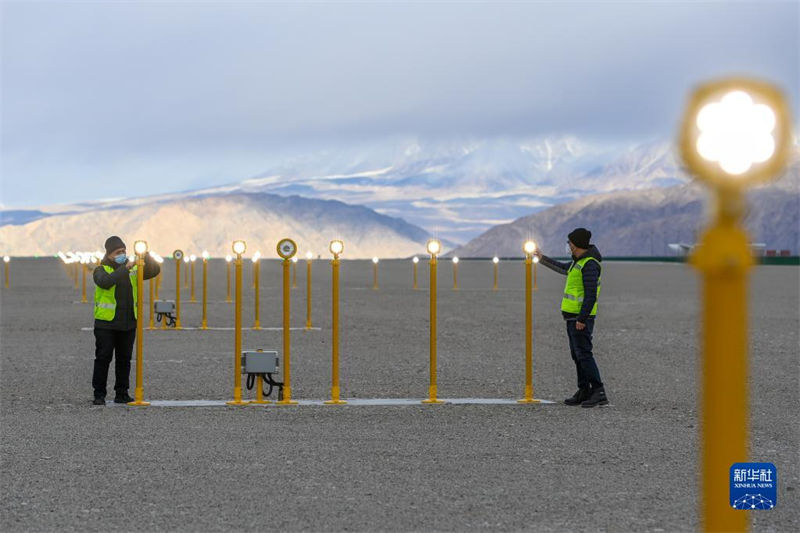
566;318;603;390
92;328;136;398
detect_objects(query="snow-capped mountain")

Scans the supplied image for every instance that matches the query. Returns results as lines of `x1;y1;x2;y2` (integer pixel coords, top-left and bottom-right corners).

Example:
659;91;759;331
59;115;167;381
3;136;688;245
450;157;800;257
0;193;434;259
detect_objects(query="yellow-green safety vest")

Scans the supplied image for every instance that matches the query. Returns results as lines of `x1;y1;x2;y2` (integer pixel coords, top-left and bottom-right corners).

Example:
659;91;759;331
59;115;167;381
94;264;138;321
560;257;601;315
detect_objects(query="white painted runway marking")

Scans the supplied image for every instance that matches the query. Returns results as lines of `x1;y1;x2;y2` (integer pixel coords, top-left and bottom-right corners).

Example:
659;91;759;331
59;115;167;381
107;398;555;407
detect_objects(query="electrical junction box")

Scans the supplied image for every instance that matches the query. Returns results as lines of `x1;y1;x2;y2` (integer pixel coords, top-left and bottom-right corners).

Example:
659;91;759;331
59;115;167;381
242;350;279;374
155;301;176;314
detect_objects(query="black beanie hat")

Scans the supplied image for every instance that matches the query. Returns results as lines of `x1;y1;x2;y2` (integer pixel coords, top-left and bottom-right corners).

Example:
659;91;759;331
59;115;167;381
104;236;126;255
568;228;591;249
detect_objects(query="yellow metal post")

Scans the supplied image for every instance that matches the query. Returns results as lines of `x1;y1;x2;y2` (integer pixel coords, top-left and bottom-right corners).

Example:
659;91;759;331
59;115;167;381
252;260;261;329
129;250;150;406
201;258;208;329
518;255;539;404
174;259;182;329
147;278;155;330
227;252;246;405
190;260;196;302
325;255;346;405
226;260;232;303
305;259;312;329
423;253;443;404
452;261;459;290
278;258;298;404
250;350;271;405
493;261;498;291
81;264;88;303
412;260;418;290
692;189;751;532
372;261;378;290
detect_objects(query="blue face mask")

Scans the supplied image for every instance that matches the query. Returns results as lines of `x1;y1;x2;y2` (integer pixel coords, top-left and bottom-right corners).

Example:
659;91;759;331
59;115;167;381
114;254;127;265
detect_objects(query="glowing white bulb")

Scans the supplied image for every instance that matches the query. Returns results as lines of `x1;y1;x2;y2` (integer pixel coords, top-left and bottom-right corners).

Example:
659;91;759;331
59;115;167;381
412;256;419;264
232;240;246;255
202;250;210;260
523;240;537;255
426;239;441;256
134;241;148;255
329;240;344;256
372;257;379;264
694;90;778;175
305;251;313;260
225;255;232;262
492;256;499;264
190;254;196;262
452;256;459;264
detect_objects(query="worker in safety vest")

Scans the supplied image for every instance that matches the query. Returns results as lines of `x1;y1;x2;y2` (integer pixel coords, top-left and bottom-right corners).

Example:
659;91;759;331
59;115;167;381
535;228;608;408
91;236;160;405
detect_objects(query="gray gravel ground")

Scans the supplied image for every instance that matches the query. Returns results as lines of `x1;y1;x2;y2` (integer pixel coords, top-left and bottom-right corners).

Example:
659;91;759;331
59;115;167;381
1;257;798;532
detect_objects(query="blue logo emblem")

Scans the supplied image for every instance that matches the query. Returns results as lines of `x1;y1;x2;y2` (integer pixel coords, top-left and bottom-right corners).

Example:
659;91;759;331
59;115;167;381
730;463;777;510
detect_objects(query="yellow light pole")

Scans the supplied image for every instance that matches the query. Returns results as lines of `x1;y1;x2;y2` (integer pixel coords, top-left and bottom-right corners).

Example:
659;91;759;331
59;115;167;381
80;258;88;303
518;240;540;404
173;250;184;329
372;257;379;290
189;254;197;302
225;255;233;303
129;240;150;406
452;256;459;290
423;239;444;404
325;240;347;405
201;250;209;330
3;256;10;288
276;238;299;405
227;240;248;406
492;256;499;291
679;78;792;533
412;256;419;289
305;251;313;329
252;251;261;330
292;256;298;288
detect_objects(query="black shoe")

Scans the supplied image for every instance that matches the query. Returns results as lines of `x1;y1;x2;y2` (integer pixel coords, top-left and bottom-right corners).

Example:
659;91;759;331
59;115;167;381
114;393;134;404
92;397;105;406
564;388;591;405
581;387;609;408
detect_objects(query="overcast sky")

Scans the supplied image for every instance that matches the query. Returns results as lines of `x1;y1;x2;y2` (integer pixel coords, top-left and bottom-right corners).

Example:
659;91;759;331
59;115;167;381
1;0;797;208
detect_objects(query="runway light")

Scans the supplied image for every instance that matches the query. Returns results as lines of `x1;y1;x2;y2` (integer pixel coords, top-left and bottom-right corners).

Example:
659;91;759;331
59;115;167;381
232;240;247;256
183;256;189;263
426;239;441;256
252;251;261;263
680;77;792;187
413;256;419;264
306;251;313;260
134;240;148;256
226;255;233;263
202;250;210;260
372;257;379;264
190;254;197;262
452;256;459;264
493;256;499;264
533;256;540;264
292;256;298;263
329;240;344;257
523;240;537;256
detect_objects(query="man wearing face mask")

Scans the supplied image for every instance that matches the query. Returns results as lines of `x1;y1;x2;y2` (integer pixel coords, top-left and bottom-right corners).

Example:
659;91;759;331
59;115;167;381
91;235;160;405
535;228;608;408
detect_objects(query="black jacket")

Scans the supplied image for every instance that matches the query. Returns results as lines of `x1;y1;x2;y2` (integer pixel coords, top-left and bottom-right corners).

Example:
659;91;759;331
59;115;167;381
539;245;602;323
93;254;161;331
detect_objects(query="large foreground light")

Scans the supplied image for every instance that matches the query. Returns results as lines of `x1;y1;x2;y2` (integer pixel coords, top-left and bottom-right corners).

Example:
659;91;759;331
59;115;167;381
680;77;792;187
232;240;246;256
329;240;344;257
523;240;537;256
426;239;441;256
134;240;148;255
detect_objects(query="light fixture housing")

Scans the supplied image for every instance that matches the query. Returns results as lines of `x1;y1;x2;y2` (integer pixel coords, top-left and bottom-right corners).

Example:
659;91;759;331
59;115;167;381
134;240;148;255
232;240;247;256
492;257;499;264
372;257;379;264
426;239;441;256
329;240;344;256
452;256;459;264
412;256;419;264
305;251;313;260
679;77;792;188
225;255;233;263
